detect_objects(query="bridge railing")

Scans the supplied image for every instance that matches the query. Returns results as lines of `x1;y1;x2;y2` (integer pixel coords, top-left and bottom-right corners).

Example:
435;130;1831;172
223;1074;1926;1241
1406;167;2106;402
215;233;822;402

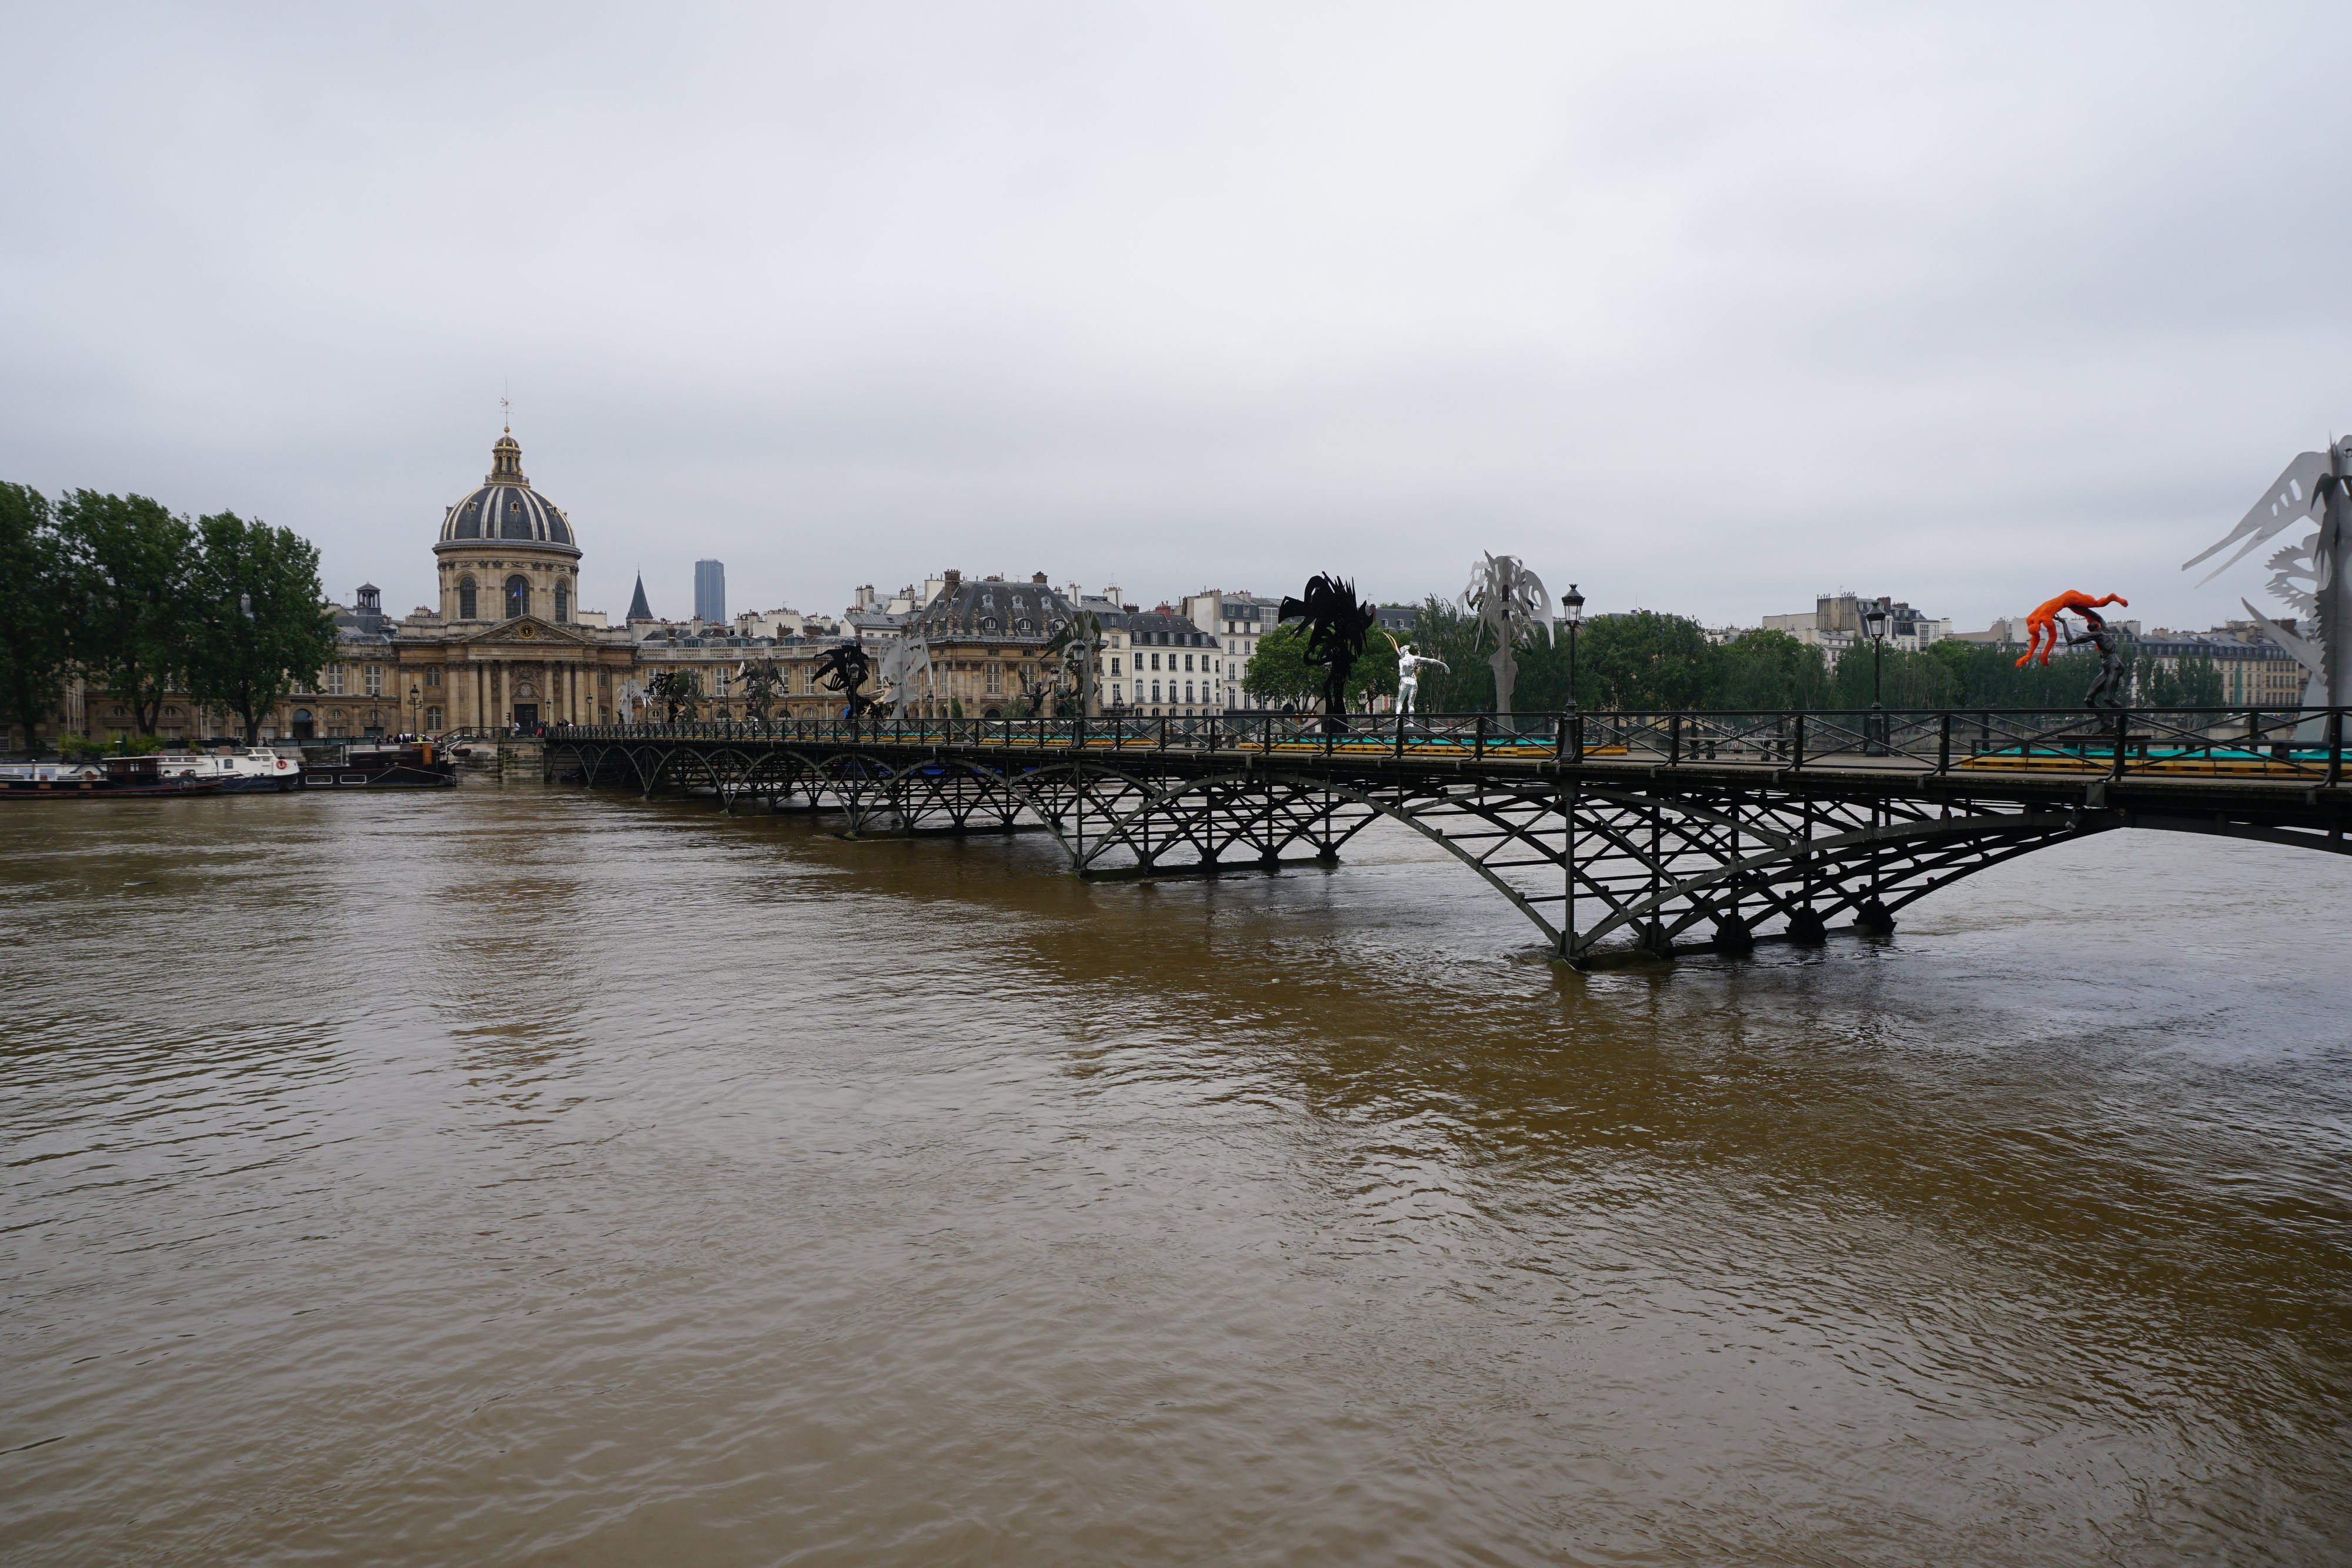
537;706;2346;784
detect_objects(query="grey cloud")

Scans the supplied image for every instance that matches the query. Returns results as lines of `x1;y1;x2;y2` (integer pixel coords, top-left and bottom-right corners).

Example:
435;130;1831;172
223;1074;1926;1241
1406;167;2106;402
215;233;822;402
2;1;2345;630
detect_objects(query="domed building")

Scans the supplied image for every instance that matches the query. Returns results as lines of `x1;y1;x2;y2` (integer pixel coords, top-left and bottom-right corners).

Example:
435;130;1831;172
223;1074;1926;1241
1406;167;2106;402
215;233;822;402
390;429;636;731
435;431;582;624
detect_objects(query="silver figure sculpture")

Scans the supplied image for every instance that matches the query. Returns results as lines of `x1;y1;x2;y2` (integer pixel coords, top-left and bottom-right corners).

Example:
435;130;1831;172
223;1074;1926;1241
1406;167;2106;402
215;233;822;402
1388;637;1448;716
1045;611;1104;714
2183;439;2350;706
876;634;932;722
1459;553;1552;717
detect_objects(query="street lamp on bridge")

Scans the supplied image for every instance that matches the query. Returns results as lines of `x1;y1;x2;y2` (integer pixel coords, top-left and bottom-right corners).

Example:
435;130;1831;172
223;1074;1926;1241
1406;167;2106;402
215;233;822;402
1862;597;1891;755
1862;598;1890;708
1561;583;1586;710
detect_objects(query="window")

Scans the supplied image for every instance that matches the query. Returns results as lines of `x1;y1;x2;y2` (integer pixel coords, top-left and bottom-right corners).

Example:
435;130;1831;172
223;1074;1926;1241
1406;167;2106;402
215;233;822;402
715;670;730;696
425;706;442;730
1111;684;1122;703
364;665;382;696
1184;682;1194;702
599;670;609;689
554;582;570;622
1183;654;1193;671
985;663;1003;694
325;666;346;695
425;668;441;687
458;576;477;618
506;576;530;619
1150;653;1160;671
1110;657;1121;675
1151;681;1161;701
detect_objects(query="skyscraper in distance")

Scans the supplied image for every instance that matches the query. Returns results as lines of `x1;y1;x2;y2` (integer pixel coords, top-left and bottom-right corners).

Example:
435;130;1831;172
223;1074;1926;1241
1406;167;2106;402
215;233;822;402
694;559;726;624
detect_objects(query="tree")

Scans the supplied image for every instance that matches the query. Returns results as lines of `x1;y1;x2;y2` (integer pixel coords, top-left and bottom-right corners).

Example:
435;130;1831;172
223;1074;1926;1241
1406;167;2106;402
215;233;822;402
56;490;193;736
0;483;72;753
1829;644;1960;708
1241;621;1322;708
1407;597;1494;711
1706;629;1830;711
183;511;338;745
1581;611;1713;710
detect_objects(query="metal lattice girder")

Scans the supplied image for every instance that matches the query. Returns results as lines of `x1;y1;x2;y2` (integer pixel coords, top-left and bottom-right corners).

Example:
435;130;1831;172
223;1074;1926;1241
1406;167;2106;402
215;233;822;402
542;728;2347;963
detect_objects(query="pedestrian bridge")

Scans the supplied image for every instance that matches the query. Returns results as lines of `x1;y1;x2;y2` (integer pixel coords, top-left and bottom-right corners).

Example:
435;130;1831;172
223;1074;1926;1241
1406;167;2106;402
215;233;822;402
535;707;2348;965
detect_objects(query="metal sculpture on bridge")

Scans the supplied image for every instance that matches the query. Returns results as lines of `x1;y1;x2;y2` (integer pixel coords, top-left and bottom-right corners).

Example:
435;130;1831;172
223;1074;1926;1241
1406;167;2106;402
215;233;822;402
2016;591;2127;668
2063;617;2126;707
1387;636;1448;716
2184;438;2350;706
1279;574;1378;730
875;636;931;722
813;643;878;717
734;658;786;724
644;668;703;724
1460;553;1552;716
1045;611;1104;716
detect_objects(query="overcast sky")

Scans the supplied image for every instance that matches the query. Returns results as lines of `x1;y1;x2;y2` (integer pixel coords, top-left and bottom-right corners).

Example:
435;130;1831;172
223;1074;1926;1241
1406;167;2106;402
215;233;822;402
4;2;2346;632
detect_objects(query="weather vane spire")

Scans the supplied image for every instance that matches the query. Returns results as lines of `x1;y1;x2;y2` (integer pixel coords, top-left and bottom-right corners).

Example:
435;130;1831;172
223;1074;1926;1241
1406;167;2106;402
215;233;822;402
500;393;511;434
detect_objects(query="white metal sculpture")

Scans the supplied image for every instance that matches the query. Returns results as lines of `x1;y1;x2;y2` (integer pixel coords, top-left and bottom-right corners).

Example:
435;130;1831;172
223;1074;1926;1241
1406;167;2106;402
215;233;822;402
2183;438;2349;706
1388;637;1449;716
876;634;933;721
1045;612;1104;715
1458;553;1552;716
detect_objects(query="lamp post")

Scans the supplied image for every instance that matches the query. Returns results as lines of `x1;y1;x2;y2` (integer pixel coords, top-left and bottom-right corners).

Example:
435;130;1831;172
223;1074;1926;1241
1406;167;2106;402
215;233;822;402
1561;583;1586;710
408;684;422;740
1862;597;1891;754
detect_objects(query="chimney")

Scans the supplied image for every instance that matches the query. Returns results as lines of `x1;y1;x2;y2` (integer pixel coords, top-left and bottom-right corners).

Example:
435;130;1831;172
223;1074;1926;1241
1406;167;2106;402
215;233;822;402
943;569;961;587
1032;571;1048;585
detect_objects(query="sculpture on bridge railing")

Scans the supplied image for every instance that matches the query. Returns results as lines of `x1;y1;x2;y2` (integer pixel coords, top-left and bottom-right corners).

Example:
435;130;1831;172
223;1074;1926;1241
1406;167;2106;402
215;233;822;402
2184;438;2349;707
1386;636;1448;716
1459;553;1552;716
2062;617;2126;708
734;658;786;724
875;635;931;722
813;642;880;718
1045;611;1104;716
1279;574;1379;730
2015;591;2127;668
644;668;703;724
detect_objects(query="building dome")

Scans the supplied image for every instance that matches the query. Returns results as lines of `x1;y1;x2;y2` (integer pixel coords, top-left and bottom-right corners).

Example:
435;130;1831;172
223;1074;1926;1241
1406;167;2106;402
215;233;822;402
438;433;577;550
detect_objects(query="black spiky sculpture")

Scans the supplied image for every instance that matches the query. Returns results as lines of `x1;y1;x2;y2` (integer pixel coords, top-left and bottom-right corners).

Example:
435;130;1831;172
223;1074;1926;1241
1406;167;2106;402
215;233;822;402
1279;573;1378;731
813;643;877;716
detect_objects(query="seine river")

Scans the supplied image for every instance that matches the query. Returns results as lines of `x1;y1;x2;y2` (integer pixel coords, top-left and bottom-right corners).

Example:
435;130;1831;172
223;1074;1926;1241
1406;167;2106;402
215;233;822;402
4;781;2348;1566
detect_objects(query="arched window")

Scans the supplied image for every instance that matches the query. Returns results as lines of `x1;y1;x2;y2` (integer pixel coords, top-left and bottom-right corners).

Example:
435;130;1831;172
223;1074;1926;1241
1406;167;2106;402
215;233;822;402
506;576;530;619
457;576;477;618
554;581;570;623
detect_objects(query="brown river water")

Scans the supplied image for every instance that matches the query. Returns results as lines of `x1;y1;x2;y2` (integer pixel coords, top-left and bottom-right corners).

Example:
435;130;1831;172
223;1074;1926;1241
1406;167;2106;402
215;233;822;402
4;782;2349;1566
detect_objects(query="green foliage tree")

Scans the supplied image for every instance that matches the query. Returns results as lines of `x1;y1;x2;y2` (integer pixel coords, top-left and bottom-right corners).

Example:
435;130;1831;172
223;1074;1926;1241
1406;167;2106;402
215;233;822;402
1241;621;1323;709
1406;597;1494;711
1581;611;1713;710
183;511;337;744
0;483;73;754
57;489;193;735
1707;629;1830;711
1829;644;1961;708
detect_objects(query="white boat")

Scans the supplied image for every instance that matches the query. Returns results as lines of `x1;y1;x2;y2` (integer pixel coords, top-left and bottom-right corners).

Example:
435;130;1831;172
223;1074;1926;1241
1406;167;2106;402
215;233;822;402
149;750;306;793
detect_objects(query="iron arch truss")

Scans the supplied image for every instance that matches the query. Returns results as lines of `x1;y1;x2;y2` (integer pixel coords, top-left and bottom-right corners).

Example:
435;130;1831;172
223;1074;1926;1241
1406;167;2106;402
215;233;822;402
538;716;2347;965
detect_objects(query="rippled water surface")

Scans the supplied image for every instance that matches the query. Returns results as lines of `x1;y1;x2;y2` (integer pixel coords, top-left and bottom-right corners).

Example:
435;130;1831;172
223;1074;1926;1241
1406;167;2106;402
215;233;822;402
4;782;2350;1566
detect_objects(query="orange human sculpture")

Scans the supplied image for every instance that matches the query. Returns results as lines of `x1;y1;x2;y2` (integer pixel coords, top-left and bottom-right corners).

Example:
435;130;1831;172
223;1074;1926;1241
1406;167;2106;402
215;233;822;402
2016;591;2128;668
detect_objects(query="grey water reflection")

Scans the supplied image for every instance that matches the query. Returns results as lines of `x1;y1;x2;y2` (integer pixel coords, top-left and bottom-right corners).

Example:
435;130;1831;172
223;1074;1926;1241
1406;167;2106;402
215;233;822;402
2;784;2348;1566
